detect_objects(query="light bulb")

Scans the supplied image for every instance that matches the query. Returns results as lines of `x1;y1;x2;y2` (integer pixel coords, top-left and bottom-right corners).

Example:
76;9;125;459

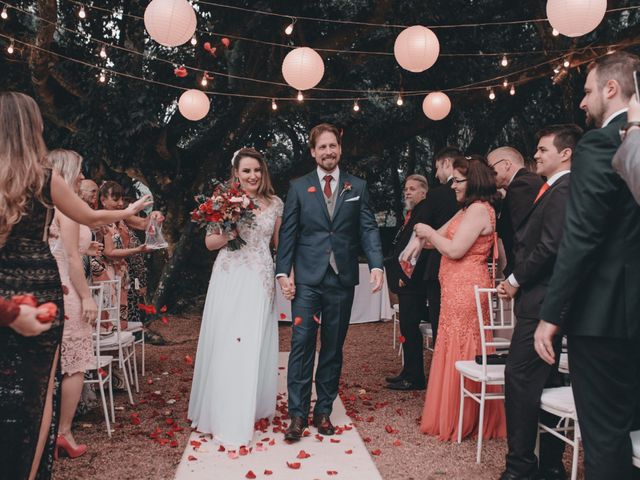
78;6;86;19
502;78;508;88
552;28;559;36
489;89;496;101
285;18;296;36
563;59;570;68
509;85;516;96
500;55;508;67
271;99;278;110
353;101;360;112
553;67;560;74
1;7;8;19
296;91;303;102
201;76;208;86
190;36;197;46
396;95;404;106
7;41;14;54
98;70;106;83
99;46;107;58
607;48;615;55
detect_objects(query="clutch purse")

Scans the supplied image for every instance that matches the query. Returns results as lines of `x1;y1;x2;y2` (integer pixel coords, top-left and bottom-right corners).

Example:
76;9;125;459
474;353;508;365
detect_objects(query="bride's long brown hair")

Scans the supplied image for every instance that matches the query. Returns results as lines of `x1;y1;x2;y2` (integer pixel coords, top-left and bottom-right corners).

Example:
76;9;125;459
0;92;49;247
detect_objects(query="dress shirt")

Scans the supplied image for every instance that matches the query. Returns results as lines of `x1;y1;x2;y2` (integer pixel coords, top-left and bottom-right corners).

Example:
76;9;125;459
507;169;571;288
317;166;339;196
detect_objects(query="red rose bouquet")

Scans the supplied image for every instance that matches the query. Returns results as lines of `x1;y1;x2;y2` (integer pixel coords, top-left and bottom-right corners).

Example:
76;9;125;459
190;180;258;251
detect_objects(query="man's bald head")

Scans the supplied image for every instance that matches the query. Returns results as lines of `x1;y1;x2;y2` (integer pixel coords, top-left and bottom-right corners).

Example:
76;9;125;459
487;146;525;189
79;179;99;209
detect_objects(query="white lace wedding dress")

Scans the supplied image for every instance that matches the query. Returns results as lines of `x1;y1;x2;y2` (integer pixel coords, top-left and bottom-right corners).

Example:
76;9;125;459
188;196;283;447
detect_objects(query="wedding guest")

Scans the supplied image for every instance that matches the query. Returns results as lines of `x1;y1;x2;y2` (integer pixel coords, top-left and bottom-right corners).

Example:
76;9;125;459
0;91;150;480
488;147;543;276
0;298;51;337
403;155;506;441
497;124;582;480
79;180;99;210
535;51;640;480
613;94;640;204
384;175;429;391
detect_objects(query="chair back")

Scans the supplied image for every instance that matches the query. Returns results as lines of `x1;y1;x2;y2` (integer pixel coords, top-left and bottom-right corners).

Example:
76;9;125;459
474;286;515;376
94;277;128;352
89;284;105;365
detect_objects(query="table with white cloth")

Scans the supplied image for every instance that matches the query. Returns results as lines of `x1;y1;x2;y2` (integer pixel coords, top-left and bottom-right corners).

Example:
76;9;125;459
274;264;394;324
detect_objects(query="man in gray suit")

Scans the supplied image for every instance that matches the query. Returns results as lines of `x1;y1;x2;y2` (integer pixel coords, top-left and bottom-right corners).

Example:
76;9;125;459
276;123;384;442
613;94;640;204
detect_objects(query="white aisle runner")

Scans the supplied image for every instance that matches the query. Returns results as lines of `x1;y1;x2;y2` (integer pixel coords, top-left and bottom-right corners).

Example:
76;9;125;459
175;352;382;480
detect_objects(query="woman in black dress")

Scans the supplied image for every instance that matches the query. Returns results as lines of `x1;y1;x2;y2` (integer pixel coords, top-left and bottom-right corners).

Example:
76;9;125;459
0;92;151;480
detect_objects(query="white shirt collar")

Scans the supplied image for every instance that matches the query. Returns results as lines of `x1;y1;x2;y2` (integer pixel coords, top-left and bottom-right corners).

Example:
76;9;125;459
317;165;340;184
446;174;453;183
546;169;570;187
602;107;628;128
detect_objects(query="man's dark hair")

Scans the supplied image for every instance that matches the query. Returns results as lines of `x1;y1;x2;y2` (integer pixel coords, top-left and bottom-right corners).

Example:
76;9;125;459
588;50;640;99
536;124;583;154
434;146;463;163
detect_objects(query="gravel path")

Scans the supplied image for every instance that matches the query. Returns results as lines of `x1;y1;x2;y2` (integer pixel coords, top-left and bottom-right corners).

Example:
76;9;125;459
52;314;580;480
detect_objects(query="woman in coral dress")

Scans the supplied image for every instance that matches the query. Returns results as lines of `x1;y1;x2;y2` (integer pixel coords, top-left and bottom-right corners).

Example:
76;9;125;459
404;154;506;441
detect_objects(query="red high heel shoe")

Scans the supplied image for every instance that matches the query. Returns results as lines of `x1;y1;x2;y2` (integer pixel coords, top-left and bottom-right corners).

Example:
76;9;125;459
54;434;87;459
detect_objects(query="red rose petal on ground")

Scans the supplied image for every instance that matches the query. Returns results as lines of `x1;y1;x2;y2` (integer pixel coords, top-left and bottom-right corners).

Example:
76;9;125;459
280;313;287;320
190;440;201;449
165;418;174;425
371;449;382;456
393;439;402;446
263;470;273;476
245;471;256;479
160;355;169;361
239;446;249;456
398;335;406;343
327;471;338;476
294;316;302;326
187;455;197;461
286;462;301;469
130;413;141;425
315;434;324;441
161;316;169;325
268;439;276;446
363;436;372;443
384;425;394;433
184;355;194;365
296;450;311;459
345;449;353;454
330;438;341;443
160;305;167;312
218;445;225;452
169;440;179;447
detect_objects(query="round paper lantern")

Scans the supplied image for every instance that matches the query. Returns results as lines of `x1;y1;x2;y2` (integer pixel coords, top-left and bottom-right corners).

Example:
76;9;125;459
546;0;607;37
394;26;440;73
178;89;210;121
144;0;197;47
422;92;451;121
281;47;325;91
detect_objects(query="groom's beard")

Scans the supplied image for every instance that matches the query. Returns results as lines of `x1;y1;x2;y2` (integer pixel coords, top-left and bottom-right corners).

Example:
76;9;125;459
404;199;416;210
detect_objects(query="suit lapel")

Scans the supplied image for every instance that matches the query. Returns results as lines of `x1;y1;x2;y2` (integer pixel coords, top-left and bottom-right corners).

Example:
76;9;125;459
332;173;349;220
518;173;570;228
307;172;331;223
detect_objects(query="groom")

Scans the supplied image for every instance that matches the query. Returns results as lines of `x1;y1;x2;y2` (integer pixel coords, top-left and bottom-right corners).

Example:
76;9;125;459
276;123;384;442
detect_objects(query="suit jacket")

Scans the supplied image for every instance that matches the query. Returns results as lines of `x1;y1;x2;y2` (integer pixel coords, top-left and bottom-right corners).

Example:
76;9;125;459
512;173;571;319
275;171;384;287
540;113;640;339
497;168;544;276
612;130;640;205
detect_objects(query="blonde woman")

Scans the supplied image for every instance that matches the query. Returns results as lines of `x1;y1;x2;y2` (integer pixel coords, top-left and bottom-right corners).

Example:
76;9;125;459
47;149;102;459
0;92;151;480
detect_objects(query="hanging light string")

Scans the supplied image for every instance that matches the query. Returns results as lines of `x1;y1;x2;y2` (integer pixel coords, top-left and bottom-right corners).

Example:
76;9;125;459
4;1;634;97
57;0;640;58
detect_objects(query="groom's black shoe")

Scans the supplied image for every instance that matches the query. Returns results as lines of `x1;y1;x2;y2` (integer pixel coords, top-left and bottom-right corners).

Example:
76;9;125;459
284;416;307;443
385;373;405;384
386;379;426;391
312;413;335;436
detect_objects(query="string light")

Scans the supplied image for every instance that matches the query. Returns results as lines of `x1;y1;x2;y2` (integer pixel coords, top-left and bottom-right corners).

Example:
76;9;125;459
552;28;559;36
200;74;208;86
500;55;508;67
99;45;107;58
296;91;303;102
190;35;197;46
1;6;8;19
563;58;570;68
271;99;278;110
284;17;296;36
509;84;516;95
98;69;106;83
502;78;509;88
353;100;360;112
488;89;496;100
396;95;404;106
78;6;86;19
553;66;560;74
607;48;615;55
7;39;14;54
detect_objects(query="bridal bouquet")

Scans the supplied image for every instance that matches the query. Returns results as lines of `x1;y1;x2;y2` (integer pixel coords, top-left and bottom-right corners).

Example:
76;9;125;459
190;180;258;251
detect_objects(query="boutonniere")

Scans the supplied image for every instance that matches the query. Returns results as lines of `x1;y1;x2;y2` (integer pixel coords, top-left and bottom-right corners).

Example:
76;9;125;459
340;181;352;197
307;186;317;193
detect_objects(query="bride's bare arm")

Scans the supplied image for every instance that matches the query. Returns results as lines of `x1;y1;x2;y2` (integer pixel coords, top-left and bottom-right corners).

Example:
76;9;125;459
205;231;230;251
271;216;282;251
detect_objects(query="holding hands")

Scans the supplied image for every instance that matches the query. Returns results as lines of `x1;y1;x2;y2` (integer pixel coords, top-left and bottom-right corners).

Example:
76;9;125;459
497;280;518;299
278;275;296;301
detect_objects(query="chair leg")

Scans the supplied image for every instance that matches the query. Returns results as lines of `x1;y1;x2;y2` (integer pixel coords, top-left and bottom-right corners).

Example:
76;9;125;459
571;422;579;480
393;316;397;349
108;365;115;423
131;345;139;393
457;374;465;444
141;333;145;377
119;349;135;405
476;381;486;463
98;377;112;437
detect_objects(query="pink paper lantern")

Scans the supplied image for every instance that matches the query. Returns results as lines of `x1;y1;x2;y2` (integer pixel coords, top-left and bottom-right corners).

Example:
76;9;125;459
178;89;210;121
422;92;451;121
144;0;197;47
281;47;325;91
546;0;607;37
394;26;440;73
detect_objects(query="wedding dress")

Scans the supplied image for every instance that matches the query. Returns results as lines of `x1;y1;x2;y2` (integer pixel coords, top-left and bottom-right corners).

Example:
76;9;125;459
188;196;283;447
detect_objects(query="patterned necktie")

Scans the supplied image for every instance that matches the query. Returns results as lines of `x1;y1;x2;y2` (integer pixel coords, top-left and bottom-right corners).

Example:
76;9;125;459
533;182;550;204
323;175;333;198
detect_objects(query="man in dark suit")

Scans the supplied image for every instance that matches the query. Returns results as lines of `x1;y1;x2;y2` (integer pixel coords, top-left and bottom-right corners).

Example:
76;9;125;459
384;174;429;390
497;124;582;480
535;51;640;480
488;147;544;276
276;123;384;442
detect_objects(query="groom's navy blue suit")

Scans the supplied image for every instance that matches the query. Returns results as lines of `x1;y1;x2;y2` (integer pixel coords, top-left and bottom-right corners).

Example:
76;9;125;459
276;170;383;418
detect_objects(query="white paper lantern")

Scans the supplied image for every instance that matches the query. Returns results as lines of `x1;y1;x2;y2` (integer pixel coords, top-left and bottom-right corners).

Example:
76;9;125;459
394;26;440;73
281;47;325;91
144;0;197;47
546;0;607;37
178;89;210;121
422;92;451;121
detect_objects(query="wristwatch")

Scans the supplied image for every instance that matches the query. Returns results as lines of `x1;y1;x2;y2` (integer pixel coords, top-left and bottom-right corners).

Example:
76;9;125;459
619;121;640;141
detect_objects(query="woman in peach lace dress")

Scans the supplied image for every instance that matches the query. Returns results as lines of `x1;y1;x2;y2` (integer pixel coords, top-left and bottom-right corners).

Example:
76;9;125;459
404;155;506;441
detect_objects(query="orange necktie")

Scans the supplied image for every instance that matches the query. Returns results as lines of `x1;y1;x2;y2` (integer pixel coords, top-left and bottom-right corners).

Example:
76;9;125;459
403;210;412;226
533;182;550;204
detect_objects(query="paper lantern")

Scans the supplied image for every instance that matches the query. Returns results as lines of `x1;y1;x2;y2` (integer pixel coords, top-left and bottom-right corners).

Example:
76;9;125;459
281;47;325;91
394;25;440;73
422;92;451;121
178;89;210;121
546;0;607;37
144;0;197;47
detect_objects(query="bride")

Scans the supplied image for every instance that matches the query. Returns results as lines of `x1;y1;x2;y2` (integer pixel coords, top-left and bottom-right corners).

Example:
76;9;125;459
188;147;283;447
